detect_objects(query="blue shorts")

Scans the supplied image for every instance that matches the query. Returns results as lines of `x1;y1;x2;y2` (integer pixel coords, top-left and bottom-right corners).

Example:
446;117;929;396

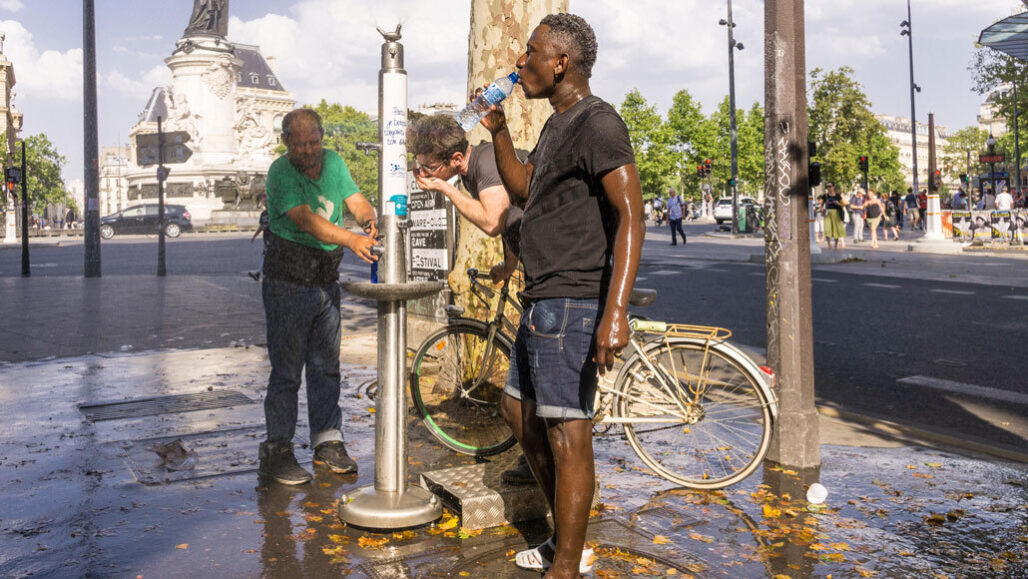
504;298;600;420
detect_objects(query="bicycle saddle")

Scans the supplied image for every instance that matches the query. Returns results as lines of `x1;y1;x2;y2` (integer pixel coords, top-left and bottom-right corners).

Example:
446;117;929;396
630;288;657;307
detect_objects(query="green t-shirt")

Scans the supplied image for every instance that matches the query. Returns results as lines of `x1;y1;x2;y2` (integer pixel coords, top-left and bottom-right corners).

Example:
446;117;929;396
265;149;359;251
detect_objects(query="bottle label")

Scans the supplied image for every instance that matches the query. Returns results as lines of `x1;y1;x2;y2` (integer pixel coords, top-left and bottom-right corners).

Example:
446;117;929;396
483;84;506;105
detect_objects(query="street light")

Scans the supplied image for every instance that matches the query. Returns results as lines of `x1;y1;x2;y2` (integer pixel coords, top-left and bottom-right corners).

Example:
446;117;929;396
900;0;921;197
987;133;998;203
719;0;744;235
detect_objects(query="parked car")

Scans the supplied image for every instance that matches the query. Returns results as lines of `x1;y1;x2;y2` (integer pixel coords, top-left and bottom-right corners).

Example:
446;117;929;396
713;197;758;229
100;204;193;239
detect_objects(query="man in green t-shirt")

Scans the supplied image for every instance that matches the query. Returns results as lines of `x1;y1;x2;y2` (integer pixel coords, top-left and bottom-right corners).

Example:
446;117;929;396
258;108;379;486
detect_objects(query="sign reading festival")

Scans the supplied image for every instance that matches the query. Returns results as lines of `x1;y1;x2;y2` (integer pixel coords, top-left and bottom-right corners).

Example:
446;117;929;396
406;172;449;282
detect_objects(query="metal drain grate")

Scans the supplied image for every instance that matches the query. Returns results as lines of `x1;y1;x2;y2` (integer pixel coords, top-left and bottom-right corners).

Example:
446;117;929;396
79;390;255;421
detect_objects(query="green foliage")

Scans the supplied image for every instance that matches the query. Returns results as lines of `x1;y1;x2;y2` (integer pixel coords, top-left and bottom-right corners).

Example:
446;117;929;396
808;67;903;192
667;89;715;197
619;89;677;200
941;126;989;186
1;132;69;214
968;48;1028;178
737;102;765;196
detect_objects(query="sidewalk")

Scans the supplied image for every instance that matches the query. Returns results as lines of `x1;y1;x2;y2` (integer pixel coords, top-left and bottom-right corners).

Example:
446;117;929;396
0;336;1024;578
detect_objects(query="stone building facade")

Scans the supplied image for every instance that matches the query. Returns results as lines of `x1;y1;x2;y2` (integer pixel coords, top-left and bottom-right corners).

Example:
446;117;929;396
876;114;952;189
1;43;23;242
121;9;294;224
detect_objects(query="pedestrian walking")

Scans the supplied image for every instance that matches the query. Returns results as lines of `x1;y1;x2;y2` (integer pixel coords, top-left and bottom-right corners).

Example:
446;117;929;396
823;183;849;250
884;191;901;241
864;189;884;248
814;189;826;243
644;199;652;224
904;187;921;231
479;13;643;576
248;194;269;281
257;108;379;485
666;188;687;245
849;188;866;243
995;187;1014;211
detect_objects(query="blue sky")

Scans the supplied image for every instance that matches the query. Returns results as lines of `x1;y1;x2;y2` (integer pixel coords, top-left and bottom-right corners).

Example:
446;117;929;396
0;0;1023;189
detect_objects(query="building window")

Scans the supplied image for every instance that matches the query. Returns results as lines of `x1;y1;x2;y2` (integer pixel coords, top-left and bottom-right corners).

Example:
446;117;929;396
250;73;259;84
267;75;276;87
236;72;242;83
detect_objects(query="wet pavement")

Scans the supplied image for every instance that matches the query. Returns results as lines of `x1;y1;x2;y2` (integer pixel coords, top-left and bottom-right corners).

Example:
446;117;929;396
0;343;1025;578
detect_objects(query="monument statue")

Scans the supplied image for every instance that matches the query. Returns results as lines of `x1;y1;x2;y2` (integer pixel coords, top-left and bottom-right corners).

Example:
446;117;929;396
185;0;229;38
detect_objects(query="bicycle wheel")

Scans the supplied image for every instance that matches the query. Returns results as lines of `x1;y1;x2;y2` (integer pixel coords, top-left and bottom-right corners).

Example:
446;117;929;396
409;320;517;456
616;340;772;489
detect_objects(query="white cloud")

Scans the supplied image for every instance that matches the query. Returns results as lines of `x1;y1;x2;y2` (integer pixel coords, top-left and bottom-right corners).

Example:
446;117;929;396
0;19;82;99
0;0;24;13
104;65;170;98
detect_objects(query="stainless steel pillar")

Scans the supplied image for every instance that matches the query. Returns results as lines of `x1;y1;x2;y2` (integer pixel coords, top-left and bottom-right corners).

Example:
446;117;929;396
337;25;443;531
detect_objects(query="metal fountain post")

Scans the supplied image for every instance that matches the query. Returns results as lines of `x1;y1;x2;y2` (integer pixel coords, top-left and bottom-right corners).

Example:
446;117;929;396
337;25;443;531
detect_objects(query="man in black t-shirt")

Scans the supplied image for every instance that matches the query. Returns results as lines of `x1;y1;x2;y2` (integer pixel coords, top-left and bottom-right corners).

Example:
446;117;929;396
479;13;644;576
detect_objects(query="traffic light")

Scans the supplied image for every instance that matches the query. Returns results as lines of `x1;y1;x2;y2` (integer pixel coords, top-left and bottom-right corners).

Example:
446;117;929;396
4;166;20;198
932;169;942;189
809;162;822;187
858;155;869;172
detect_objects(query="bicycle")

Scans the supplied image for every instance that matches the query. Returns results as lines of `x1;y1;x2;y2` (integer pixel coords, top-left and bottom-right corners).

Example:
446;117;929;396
408;268;778;489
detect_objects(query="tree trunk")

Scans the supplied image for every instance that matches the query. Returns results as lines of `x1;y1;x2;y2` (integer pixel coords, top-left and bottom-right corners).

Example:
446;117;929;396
449;0;568;318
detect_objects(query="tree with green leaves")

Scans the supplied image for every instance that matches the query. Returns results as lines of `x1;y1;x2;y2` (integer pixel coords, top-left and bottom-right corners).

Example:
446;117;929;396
969;46;1028;193
941;126;989;187
737;102;765;196
808;67;903;193
619;89;677;200
1;132;69;215
667;89;716;198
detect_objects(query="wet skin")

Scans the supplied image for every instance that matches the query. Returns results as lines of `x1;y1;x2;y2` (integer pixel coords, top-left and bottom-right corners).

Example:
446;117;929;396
483;24;645;579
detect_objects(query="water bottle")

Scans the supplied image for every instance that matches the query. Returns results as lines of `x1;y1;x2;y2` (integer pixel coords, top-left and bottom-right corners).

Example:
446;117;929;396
370;259;378;283
455;71;519;132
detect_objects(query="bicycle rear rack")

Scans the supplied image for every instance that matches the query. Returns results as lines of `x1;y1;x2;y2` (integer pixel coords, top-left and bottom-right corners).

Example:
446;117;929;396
631;320;732;342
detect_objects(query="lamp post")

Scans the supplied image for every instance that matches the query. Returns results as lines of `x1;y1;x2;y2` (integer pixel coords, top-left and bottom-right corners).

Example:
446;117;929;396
720;0;744;235
987;134;998;202
900;0;921;197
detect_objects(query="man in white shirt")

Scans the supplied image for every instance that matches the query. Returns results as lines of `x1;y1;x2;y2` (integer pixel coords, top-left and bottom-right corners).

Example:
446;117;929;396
995;187;1014;211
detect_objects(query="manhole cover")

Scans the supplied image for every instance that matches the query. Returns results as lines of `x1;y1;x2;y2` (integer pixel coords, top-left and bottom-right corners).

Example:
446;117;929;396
79;390;254;421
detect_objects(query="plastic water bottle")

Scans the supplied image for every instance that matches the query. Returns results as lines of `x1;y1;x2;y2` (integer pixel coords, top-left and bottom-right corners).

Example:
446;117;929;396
455;71;519;132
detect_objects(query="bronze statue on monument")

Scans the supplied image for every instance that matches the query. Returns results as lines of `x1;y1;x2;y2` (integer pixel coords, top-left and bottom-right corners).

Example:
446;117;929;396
185;0;228;38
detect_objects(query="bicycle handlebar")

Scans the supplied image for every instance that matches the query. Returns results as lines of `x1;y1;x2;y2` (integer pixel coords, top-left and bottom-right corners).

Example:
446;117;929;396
466;267;492;280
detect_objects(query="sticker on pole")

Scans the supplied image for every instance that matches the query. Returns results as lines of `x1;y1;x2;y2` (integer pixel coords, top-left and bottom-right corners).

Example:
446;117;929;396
388;194;408;217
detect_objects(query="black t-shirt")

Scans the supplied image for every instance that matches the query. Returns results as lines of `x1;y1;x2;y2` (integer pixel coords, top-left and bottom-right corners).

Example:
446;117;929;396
520;95;635;301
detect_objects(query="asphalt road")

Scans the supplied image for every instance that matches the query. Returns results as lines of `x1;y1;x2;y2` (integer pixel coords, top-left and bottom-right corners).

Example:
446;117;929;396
1;227;1025;454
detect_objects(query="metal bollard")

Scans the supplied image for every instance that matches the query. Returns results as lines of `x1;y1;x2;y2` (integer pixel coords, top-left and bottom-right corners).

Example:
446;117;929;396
337;24;443;531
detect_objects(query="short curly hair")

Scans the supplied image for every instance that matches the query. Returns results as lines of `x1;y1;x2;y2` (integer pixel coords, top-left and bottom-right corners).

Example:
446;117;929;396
407;115;468;162
540;13;598;79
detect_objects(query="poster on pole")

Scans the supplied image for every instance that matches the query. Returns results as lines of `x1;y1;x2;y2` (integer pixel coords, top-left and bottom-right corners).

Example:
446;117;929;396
992;210;1013;240
406;172;450;282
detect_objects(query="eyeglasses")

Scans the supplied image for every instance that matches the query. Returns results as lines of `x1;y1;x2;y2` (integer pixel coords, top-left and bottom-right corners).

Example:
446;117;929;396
415;159;446;175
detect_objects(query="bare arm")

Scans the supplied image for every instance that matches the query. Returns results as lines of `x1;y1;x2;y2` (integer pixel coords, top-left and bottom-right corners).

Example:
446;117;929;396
594;164;645;374
284;199;378;263
478;103;533;201
415;177;509;237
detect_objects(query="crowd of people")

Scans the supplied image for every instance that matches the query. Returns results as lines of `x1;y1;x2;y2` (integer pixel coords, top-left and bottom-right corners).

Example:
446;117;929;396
812;183;1026;250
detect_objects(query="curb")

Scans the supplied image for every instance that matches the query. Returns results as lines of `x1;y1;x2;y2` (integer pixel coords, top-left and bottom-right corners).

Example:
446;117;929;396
817;403;1028;464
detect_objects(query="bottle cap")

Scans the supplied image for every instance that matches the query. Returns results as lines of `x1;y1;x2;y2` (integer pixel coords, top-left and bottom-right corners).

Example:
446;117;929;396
508;71;520;83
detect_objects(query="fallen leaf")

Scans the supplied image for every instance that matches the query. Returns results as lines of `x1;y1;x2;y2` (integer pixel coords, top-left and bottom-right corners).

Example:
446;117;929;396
458;527;483;539
924;462;942;469
653;535;672;545
829;542;851;551
437;513;459;530
857;568;877;577
358;535;390;549
763;504;782;518
176;544;188;550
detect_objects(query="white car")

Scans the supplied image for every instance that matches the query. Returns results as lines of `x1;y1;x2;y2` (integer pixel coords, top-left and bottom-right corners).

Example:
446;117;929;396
713;197;758;228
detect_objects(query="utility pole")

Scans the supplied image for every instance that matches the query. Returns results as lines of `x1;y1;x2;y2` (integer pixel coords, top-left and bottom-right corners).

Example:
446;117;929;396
720;0;744;235
901;0;921;198
83;0;101;277
1013;71;1022;199
157;117;166;276
20;140;27;276
763;0;820;469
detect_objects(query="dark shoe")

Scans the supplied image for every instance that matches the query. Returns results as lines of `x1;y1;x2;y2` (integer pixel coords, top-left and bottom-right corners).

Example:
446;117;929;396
248;271;261;281
314;440;358;474
682;237;687;244
501;454;536;485
670;242;677;246
258;441;312;485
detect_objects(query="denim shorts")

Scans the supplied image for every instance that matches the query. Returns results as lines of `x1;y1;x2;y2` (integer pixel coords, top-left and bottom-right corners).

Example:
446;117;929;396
505;298;600;420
